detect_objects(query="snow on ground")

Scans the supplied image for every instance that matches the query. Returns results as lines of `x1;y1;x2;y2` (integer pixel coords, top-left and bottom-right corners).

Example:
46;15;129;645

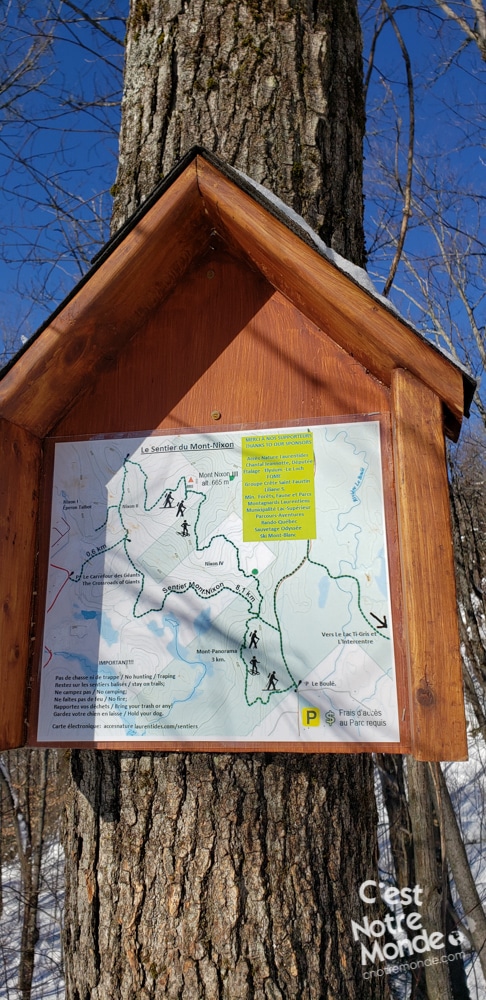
0;841;64;1000
444;726;486;1000
375;732;486;1000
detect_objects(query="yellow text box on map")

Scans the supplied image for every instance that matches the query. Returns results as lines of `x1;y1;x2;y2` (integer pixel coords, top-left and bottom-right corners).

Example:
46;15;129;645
242;430;316;542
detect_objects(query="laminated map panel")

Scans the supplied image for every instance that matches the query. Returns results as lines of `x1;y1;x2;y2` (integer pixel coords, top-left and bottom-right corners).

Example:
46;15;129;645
32;419;408;754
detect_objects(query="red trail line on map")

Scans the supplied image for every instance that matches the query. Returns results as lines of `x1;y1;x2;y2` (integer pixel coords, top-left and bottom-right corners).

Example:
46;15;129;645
51;518;70;546
47;564;72;613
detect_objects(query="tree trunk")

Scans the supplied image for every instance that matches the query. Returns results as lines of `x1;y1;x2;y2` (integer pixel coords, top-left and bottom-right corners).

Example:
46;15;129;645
65;751;384;999
407;759;452;1000
111;0;365;266
1;749;50;1000
64;3;384;998
375;753;415;894
375;753;428;1000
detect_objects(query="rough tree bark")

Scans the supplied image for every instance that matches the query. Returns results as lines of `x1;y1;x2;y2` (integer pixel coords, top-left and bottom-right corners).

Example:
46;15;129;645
374;754;429;1000
407;759;453;1000
64;2;385;998
65;752;383;998
111;0;365;264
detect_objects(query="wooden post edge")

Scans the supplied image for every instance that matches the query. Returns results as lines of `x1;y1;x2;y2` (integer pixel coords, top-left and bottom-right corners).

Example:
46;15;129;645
391;369;467;761
0;419;41;749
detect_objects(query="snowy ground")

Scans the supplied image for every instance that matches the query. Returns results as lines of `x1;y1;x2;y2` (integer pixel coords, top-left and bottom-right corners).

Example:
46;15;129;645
445;731;486;1000
0;842;64;1000
375;728;486;1000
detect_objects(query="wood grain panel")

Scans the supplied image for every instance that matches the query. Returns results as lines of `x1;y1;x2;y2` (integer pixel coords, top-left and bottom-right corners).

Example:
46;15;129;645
197;157;465;439
34;739;405;752
391;369;466;760
0;420;41;748
54;248;390;436
0;163;209;437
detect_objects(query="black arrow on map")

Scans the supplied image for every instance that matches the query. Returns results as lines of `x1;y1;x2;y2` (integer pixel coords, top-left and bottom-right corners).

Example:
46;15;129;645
370;612;388;629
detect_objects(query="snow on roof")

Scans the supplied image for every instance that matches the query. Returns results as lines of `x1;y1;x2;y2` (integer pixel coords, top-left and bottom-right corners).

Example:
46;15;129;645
0;145;476;409
234;167;393;306
231;164;475;389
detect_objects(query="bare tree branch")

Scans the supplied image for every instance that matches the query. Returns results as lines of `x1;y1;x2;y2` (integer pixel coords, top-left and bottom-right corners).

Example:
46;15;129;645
434;0;486;59
379;1;415;296
429;762;486;978
61;0;125;47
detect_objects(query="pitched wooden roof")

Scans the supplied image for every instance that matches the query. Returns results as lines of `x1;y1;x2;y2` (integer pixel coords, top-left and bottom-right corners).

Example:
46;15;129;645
0;146;475;440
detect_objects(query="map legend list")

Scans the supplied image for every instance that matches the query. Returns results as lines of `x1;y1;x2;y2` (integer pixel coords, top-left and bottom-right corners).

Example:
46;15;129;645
242;430;316;541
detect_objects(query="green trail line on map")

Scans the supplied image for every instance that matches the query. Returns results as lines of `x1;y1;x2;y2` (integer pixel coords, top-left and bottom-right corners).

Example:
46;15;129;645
112;459;269;621
68;458;273;663
65;458;388;722
272;551;308;669
305;541;390;639
71;457;301;710
242;553;306;709
242;531;389;709
69;538;126;584
117;458;299;707
75;457;269;624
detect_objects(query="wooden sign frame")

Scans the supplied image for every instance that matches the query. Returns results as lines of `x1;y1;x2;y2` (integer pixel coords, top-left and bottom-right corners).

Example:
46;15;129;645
0;148;471;760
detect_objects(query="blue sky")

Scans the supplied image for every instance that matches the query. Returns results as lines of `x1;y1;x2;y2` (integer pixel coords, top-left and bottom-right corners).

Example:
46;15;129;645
360;1;485;414
0;1;125;350
0;1;484;412
361;2;484;276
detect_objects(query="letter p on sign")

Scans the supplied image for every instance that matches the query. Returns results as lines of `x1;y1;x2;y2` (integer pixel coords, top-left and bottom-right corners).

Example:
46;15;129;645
302;707;320;726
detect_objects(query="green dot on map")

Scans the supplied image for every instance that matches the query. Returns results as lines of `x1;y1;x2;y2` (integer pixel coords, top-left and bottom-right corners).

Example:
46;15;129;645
252;568;258;575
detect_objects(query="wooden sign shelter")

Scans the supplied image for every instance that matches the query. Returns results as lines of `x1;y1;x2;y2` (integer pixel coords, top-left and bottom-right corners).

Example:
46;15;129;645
0;148;474;760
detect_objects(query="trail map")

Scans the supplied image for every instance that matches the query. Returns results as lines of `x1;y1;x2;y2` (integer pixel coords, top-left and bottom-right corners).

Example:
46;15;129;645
38;422;400;744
